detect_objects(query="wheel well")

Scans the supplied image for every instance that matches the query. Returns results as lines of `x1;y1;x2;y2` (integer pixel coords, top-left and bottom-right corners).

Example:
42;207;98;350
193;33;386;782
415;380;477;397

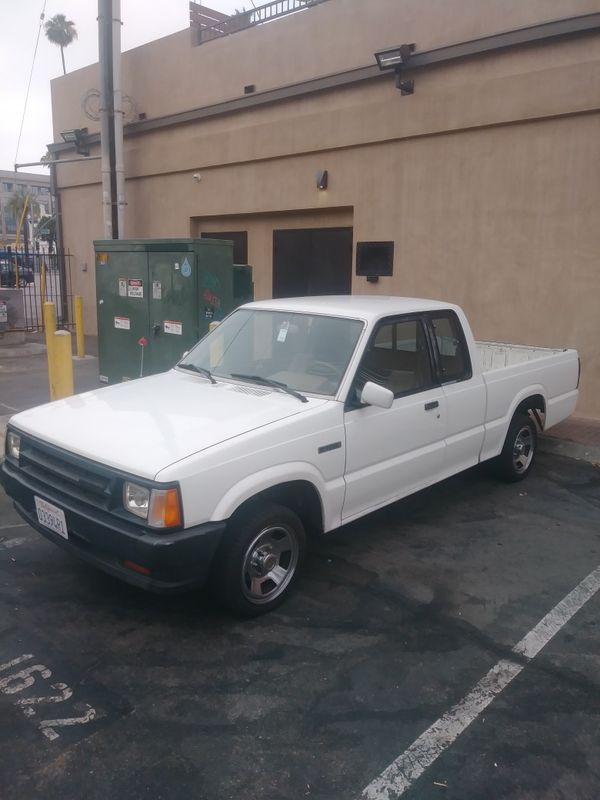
233;481;324;535
515;394;546;430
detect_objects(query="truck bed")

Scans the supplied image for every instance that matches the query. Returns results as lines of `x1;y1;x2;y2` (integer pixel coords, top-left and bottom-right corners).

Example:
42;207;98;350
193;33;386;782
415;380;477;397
476;341;567;372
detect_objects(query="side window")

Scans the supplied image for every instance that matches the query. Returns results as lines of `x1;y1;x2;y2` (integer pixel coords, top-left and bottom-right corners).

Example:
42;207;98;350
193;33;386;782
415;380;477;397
430;312;471;383
357;318;433;397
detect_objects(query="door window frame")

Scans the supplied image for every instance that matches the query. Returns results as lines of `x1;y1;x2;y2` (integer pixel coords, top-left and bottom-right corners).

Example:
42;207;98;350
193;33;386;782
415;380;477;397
346;313;440;409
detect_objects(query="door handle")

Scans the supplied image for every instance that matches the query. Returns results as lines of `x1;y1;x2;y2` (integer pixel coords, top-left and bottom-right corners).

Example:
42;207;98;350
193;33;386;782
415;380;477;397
424;400;439;411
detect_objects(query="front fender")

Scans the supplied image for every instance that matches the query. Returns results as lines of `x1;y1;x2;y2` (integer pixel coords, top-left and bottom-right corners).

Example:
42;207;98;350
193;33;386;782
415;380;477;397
210;461;344;533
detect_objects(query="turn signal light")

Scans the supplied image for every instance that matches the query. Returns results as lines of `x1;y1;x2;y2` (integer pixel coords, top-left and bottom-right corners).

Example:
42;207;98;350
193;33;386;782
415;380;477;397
148;488;182;529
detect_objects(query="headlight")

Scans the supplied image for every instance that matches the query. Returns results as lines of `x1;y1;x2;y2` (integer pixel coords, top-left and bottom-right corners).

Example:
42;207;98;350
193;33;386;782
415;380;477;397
123;482;182;529
123;482;150;519
6;431;21;463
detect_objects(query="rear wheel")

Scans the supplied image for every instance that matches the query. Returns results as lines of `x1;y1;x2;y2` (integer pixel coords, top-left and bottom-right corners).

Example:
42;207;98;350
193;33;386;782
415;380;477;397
494;412;537;482
211;502;306;617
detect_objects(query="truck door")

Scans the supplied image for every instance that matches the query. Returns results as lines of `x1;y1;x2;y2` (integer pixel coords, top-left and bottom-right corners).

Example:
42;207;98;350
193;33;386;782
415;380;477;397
426;310;486;475
342;315;447;522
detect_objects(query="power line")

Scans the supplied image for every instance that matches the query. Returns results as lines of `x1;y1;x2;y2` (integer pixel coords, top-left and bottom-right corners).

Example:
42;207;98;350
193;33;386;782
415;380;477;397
14;1;48;170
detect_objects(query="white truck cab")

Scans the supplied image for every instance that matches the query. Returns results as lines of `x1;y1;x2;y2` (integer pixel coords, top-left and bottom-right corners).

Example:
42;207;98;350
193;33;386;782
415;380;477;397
1;296;579;615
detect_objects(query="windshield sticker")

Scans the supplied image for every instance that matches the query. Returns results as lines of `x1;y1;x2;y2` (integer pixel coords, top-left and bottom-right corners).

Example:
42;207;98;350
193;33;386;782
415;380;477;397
277;321;289;343
0;301;7;323
164;320;183;335
181;257;192;277
118;278;126;297
114;316;130;330
127;279;143;299
152;281;162;300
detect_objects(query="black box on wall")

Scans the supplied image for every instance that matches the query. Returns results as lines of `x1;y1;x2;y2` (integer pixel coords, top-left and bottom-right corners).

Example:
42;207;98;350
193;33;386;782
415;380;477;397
356;241;394;277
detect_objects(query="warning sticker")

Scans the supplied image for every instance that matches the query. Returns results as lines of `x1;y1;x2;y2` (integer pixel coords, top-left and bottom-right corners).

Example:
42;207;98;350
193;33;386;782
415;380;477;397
114;316;131;330
118;279;127;297
164;320;183;336
152;281;162;300
277;321;289;343
128;279;144;299
0;301;7;324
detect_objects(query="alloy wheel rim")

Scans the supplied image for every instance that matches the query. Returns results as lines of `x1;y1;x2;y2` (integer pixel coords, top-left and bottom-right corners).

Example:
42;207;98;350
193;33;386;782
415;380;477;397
513;426;534;473
241;524;299;604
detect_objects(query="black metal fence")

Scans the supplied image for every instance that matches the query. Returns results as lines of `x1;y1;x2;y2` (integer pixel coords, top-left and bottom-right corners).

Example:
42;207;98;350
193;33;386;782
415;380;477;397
0;248;74;331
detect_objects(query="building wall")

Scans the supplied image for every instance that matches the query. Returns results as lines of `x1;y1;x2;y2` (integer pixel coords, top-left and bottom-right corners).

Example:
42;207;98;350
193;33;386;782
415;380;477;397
52;0;600;418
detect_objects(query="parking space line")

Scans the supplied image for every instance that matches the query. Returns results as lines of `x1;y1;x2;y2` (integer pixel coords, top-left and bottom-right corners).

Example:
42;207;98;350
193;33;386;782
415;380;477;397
0;524;28;531
0;537;28;549
361;564;600;800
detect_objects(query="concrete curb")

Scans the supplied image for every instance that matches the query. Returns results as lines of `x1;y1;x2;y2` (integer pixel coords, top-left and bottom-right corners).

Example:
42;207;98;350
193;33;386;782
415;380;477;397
539;435;600;465
0;343;46;358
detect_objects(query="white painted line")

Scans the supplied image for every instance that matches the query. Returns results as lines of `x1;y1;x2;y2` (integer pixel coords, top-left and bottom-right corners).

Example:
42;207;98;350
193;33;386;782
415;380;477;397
0;537;28;549
0;403;19;412
361;564;600;800
0;523;29;531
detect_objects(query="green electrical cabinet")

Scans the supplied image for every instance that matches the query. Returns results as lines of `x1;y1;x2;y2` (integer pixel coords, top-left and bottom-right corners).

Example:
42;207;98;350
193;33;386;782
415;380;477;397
94;239;253;384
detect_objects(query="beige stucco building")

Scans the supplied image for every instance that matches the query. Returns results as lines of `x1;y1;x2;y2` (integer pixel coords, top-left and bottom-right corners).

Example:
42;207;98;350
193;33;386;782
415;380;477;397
50;0;600;418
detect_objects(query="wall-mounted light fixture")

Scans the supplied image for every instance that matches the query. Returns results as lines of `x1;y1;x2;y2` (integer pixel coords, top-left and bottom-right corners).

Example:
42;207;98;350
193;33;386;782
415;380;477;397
374;43;416;95
60;127;90;156
316;170;328;190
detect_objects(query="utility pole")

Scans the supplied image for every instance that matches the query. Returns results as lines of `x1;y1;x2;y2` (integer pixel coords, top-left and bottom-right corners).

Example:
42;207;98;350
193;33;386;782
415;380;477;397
98;0;124;239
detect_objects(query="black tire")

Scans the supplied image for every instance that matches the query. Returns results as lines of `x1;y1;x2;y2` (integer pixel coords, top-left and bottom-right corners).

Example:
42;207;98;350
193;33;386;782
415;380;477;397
210;501;306;617
493;412;538;482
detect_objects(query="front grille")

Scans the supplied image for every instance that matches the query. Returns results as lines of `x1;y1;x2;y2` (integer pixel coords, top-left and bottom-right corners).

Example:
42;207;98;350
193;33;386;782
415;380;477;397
19;437;118;510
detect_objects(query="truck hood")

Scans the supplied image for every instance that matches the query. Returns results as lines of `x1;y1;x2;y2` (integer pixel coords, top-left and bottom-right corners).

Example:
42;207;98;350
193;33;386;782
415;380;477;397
10;370;329;479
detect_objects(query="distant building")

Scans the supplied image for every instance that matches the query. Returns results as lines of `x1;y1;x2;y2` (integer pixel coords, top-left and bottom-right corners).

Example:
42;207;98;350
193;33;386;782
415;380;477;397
0;169;51;249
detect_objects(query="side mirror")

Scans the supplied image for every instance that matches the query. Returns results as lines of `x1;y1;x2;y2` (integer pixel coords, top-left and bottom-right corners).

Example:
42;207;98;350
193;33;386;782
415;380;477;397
360;381;394;409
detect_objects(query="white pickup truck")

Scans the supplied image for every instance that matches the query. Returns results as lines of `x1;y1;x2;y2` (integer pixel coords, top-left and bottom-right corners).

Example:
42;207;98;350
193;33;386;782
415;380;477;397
1;296;579;615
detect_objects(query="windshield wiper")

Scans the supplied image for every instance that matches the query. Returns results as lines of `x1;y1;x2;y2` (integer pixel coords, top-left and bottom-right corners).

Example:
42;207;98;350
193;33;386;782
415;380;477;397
177;362;217;384
230;373;308;403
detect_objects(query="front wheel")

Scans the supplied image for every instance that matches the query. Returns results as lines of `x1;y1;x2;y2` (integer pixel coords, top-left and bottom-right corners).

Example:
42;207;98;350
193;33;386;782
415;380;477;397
211;502;306;617
493;412;538;482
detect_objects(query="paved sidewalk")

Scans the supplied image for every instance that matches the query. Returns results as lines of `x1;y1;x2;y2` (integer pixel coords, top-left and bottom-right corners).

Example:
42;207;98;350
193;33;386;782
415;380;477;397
539;416;600;464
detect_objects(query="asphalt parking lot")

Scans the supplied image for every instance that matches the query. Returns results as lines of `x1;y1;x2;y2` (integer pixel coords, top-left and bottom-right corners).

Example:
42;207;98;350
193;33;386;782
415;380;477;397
1;449;599;800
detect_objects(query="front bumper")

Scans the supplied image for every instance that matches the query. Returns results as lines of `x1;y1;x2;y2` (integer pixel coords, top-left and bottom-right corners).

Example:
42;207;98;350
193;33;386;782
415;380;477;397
1;459;226;593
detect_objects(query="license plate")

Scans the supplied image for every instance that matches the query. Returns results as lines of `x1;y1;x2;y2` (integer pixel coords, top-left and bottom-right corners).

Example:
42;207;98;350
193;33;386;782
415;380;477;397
34;496;68;539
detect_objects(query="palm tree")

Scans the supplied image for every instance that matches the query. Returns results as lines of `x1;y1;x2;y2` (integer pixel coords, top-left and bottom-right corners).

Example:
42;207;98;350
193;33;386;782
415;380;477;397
44;14;78;75
6;189;31;253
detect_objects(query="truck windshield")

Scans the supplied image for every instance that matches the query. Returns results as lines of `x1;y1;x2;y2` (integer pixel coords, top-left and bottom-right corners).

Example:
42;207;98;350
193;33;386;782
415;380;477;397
179;309;364;396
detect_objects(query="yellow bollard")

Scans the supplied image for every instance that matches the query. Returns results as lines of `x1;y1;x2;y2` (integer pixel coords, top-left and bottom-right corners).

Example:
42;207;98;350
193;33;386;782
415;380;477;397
74;295;85;358
50;330;74;400
43;302;57;397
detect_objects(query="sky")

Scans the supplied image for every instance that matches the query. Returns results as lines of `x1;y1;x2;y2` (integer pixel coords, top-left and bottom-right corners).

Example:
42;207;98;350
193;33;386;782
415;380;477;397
1;0;245;175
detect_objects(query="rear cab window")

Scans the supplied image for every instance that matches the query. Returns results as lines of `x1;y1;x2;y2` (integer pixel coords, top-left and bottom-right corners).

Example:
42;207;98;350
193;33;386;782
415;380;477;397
427;310;472;383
